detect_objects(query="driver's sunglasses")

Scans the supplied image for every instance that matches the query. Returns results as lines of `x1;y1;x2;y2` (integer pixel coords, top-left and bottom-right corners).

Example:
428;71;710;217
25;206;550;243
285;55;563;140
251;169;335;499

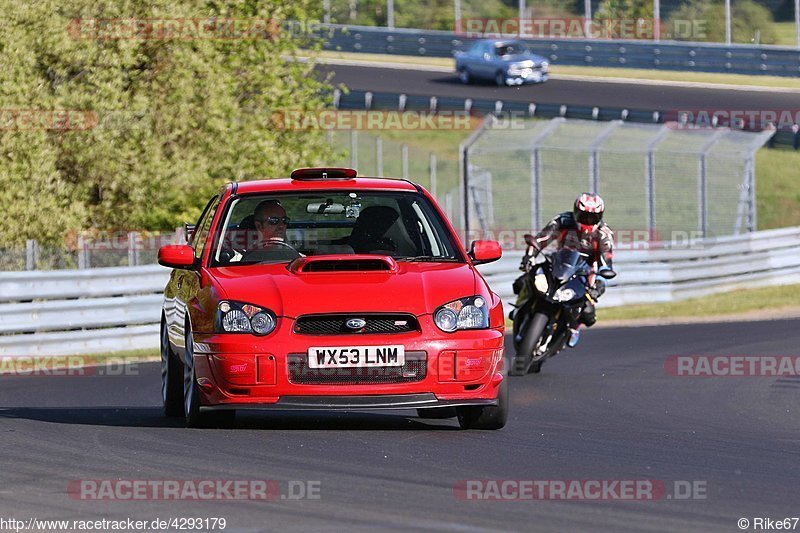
258;216;290;226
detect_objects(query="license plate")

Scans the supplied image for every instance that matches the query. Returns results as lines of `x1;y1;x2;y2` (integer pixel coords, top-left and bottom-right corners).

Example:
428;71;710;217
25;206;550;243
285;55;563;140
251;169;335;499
307;345;405;369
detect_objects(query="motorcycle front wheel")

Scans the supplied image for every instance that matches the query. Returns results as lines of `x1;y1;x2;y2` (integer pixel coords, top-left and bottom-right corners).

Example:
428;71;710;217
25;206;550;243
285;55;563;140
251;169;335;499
510;312;550;376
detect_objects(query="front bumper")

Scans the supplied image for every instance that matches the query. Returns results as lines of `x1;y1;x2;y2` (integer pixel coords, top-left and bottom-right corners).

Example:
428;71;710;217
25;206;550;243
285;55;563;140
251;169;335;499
202;394;497;411
506;68;548;84
191;314;505;408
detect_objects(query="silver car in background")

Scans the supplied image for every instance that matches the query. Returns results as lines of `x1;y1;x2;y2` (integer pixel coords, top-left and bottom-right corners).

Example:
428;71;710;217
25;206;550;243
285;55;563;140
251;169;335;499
455;39;549;86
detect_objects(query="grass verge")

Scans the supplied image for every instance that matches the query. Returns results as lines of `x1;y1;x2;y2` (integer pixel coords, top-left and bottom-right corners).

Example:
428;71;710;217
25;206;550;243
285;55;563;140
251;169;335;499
598;284;800;321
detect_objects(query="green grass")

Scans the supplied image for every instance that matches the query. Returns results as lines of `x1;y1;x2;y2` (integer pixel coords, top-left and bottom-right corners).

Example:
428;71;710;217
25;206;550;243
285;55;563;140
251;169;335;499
317;50;800;90
772;22;798;47
599;283;800;321
757;148;800;229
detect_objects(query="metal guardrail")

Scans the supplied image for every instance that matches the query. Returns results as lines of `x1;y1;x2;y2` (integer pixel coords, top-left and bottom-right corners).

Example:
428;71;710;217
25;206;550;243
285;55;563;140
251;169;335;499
1;226;798;356
324;24;800;77
477;226;800;308
334;88;798;149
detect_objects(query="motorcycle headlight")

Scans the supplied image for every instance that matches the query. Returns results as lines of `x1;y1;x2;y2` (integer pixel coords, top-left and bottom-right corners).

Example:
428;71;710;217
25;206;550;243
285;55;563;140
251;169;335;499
434;296;489;332
217;301;277;335
554;287;576;302
534;268;549;293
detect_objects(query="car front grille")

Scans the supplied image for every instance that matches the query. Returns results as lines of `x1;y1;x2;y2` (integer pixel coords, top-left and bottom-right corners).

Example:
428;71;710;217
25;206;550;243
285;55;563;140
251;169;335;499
287;351;427;385
294;313;419;335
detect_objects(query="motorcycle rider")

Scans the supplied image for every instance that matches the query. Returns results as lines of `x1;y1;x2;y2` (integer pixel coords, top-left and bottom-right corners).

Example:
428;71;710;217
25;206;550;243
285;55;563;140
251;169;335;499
514;193;614;347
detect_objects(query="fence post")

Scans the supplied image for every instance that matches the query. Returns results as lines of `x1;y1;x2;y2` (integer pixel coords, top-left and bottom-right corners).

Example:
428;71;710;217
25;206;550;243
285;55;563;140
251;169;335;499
429;152;437;197
77;234;88;269
26;239;38;270
350;130;358;168
401;144;409;180
530;150;540;232
645;125;670;235
527;118;566;232
748;155;757;231
698;130;726;237
128;231;139;266
588;121;621;194
459;114;495;242
376;137;383;176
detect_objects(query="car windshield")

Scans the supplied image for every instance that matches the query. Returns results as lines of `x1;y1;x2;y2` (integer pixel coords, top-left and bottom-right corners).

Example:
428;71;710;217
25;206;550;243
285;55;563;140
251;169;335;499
495;43;529;56
211;191;462;266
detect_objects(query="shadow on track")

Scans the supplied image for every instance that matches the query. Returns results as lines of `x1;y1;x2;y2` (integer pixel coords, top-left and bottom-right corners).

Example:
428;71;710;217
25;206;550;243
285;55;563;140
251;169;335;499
0;407;460;431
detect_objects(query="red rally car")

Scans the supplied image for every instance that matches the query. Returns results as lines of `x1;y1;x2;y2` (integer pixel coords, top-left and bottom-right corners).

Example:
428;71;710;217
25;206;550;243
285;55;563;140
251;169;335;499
158;168;507;429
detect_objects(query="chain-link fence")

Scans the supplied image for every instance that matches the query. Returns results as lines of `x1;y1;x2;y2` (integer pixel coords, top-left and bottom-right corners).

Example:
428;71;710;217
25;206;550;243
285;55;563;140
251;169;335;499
0;231;182;271
464;117;774;242
327;129;461;221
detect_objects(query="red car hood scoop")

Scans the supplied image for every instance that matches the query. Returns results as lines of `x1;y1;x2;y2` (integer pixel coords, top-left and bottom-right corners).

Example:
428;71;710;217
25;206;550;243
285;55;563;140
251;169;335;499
288;255;398;274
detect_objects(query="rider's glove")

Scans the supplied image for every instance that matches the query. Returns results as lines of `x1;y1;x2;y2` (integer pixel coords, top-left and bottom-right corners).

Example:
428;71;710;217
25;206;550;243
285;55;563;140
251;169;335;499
519;245;539;271
588;278;606;300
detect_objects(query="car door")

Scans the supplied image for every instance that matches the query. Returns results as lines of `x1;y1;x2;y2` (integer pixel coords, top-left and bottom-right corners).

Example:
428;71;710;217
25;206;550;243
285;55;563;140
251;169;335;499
168;195;220;353
475;43;494;79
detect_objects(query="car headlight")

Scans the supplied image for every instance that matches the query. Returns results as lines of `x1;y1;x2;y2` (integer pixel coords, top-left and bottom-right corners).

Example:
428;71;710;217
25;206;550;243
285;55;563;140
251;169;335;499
217;301;277;335
434;296;489;332
554;287;576;302
534;268;549;293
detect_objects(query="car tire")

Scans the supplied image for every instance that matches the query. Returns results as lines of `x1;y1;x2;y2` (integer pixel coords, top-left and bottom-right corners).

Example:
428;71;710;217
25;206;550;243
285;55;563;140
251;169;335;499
161;318;183;417
529;361;542;374
456;376;508;430
183;322;206;428
495;71;507;87
417;407;457;419
458;68;471;84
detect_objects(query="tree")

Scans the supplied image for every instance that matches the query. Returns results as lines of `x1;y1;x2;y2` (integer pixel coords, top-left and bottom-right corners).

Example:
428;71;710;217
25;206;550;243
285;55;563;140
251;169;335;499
666;0;777;44
0;0;333;245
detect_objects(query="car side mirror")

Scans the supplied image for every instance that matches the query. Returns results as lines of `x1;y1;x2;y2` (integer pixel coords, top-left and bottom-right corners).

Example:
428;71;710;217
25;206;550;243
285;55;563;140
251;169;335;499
158;244;196;270
469;240;502;265
597;269;616;279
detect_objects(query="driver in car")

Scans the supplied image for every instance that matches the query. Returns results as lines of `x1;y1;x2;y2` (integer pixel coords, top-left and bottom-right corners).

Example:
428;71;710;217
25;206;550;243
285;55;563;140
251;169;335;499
514;193;615;347
253;199;290;247
239;199;304;262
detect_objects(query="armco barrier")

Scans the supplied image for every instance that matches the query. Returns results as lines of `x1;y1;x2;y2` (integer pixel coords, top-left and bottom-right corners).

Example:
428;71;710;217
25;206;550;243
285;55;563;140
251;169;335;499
323;24;800;77
0;226;798;356
334;89;796;149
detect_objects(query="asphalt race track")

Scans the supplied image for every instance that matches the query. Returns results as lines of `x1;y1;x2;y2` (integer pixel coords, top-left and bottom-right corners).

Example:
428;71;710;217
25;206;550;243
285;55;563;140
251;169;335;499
1;319;799;532
322;63;800;112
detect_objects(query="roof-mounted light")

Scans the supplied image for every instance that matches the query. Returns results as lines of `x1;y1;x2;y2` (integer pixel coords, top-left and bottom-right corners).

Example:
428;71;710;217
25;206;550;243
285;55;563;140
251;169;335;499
290;168;357;181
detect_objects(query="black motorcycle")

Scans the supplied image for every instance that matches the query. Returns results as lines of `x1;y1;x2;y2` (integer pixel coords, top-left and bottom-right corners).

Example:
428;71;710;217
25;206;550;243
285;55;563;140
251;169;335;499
509;242;616;376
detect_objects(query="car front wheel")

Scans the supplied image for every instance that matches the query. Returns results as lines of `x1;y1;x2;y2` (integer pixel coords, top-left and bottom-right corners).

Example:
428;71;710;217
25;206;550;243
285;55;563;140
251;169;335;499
495;71;507;87
183;323;235;428
457;376;508;430
458;68;471;84
161;318;183;417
